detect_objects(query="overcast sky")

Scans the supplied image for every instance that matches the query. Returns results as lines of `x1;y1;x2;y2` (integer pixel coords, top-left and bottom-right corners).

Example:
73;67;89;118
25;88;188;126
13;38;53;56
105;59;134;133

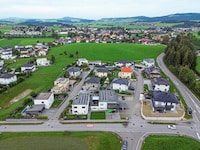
1;0;200;19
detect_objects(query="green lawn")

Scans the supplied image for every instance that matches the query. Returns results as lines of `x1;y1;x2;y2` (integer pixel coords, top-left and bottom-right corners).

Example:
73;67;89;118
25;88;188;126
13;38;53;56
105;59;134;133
0;37;54;47
0;25;12;33
91;112;106;119
196;57;200;72
0;131;121;150
142;135;200;150
60;43;165;62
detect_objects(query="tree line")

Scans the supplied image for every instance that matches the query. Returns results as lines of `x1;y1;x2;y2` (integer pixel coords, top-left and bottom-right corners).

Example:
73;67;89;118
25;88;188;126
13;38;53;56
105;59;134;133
164;34;200;97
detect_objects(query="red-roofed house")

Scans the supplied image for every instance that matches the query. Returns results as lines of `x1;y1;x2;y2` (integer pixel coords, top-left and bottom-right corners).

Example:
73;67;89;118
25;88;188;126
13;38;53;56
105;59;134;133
118;67;133;79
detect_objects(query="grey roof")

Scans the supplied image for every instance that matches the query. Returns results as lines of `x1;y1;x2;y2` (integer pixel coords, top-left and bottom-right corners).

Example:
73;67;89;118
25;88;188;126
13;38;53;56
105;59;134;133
96;68;109;73
22;63;35;67
145;66;160;75
99;90;118;102
144;58;155;63
116;60;132;64
67;67;81;73
152;91;179;104
152;78;170;86
0;74;15;79
73;93;90;105
112;78;129;86
35;92;53;100
85;77;101;84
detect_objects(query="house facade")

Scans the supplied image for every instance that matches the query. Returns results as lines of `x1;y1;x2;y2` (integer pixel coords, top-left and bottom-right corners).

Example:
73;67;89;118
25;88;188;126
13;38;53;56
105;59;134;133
34;92;54;109
84;77;101;91
36;58;50;66
118;67;133;79
0;74;17;85
145;66;161;78
67;67;82;78
143;58;155;67
51;78;69;94
151;78;170;92
21;63;36;73
72;93;90;115
115;60;133;67
77;58;88;66
151;91;179;112
110;78;130;91
95;68;109;77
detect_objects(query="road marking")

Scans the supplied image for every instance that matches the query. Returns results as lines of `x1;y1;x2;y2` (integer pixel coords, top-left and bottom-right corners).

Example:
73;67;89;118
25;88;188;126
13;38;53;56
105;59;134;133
196;132;200;140
86;124;94;128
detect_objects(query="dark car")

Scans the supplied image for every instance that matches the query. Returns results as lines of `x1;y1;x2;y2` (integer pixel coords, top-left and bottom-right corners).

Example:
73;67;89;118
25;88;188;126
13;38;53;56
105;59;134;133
121;140;128;150
122;96;125;100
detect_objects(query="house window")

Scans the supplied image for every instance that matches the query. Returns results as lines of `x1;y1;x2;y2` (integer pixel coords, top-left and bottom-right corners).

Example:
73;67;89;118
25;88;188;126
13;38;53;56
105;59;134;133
74;106;77;108
41;101;44;104
74;111;78;113
82;106;85;108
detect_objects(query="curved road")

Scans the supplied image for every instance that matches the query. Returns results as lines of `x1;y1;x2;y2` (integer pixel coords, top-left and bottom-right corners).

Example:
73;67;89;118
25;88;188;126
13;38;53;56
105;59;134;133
0;54;200;150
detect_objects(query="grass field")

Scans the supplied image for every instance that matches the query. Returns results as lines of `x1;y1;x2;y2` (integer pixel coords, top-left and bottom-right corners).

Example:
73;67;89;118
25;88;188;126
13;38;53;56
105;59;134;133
0;37;54;47
0;25;12;33
0;131;121;150
0;43;164;120
196;57;200;72
91;112;106;119
142;135;200;150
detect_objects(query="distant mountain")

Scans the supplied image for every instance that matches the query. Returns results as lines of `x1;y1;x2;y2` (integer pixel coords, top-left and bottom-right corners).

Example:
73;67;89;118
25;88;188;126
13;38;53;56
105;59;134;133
99;13;200;23
0;13;200;25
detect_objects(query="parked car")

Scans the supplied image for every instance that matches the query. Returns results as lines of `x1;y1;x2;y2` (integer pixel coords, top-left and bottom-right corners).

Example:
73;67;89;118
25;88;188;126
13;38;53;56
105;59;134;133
167;124;176;130
122;96;125;100
121;140;128;150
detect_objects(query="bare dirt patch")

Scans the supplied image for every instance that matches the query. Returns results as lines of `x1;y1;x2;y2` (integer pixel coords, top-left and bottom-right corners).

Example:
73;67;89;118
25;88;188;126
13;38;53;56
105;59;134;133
10;89;32;105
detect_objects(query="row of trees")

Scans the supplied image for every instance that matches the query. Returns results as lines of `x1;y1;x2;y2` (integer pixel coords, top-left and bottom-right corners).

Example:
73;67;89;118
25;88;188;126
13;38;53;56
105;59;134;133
164;34;200;96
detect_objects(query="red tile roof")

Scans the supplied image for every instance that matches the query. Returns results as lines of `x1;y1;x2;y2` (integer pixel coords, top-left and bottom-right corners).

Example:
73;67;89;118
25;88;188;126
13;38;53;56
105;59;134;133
121;67;132;72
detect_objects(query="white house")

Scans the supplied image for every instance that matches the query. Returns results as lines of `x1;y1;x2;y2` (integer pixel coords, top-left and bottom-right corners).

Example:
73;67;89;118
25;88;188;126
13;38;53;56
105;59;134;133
36;58;50;66
77;58;88;66
110;78;130;91
115;60;133;67
51;78;69;94
1;47;15;60
91;90;119;111
21;63;36;73
34;92;54;109
152;78;170;92
0;60;4;69
118;67;133;79
151;91;179;112
143;59;155;67
67;67;82;78
0;74;17;85
72;93;90;115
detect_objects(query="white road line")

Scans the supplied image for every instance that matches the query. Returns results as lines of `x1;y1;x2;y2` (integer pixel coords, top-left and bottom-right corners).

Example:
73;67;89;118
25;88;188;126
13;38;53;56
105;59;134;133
196;132;200;140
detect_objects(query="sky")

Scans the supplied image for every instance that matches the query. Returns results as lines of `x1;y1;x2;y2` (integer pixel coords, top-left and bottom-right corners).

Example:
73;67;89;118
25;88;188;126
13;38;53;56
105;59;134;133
0;0;200;19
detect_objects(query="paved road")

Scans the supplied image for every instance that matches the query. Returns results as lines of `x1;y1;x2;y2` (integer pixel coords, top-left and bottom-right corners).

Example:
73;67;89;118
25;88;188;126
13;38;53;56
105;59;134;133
1;56;200;150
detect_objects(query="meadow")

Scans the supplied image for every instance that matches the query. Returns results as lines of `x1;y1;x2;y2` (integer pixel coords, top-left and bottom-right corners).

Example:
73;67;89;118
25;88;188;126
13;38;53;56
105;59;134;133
142;135;200;150
0;131;121;150
0;37;54;47
0;42;164;120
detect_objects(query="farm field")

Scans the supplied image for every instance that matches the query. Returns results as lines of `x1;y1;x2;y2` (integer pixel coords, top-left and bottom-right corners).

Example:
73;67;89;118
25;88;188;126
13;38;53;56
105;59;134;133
142;135;200;150
0;43;164;120
196;57;200;72
0;131;121;150
0;37;54;47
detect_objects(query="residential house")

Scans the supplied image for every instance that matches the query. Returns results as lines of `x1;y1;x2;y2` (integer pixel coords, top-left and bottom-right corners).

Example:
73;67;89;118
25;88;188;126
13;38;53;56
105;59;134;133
88;60;102;66
21;63;36;73
151;91;179;112
151;78;170;92
115;60;133;67
110;78;130;91
145;66;161;78
25;104;45;116
143;59;155;67
1;47;15;59
0;74;17;85
77;58;88;66
0;60;4;69
67;67;82;78
34;92;54;109
118;67;133;79
84;77;101;91
91;90;119;111
36;58;50;66
95;68;109;77
72;93;90;115
51;78;69;94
